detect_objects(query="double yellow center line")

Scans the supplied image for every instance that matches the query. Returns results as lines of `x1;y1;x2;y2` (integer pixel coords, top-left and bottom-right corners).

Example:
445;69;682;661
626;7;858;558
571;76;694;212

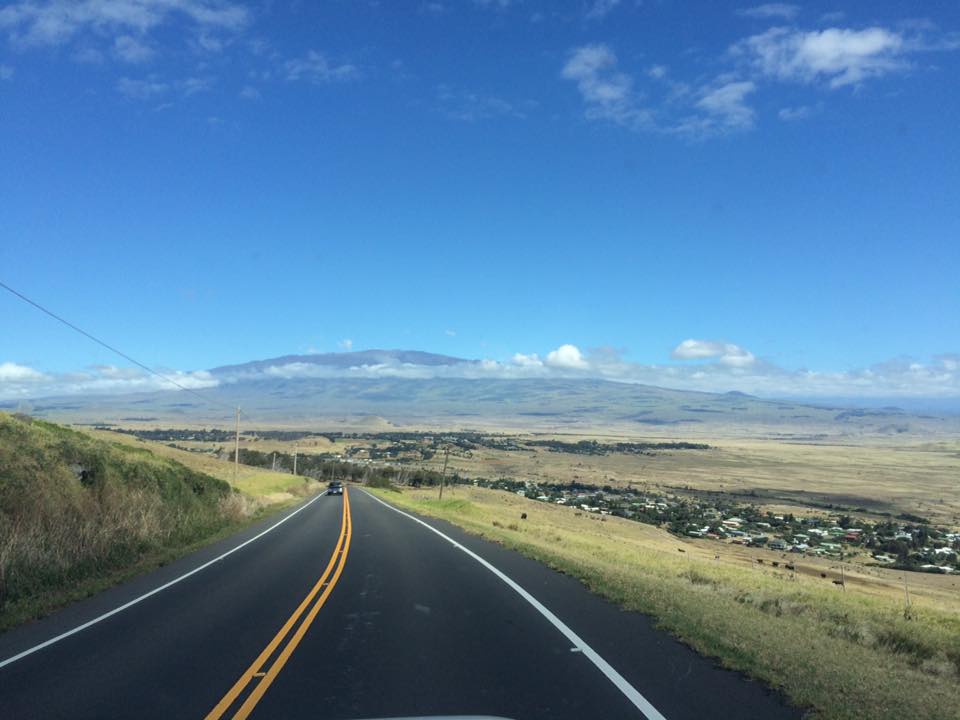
206;487;352;720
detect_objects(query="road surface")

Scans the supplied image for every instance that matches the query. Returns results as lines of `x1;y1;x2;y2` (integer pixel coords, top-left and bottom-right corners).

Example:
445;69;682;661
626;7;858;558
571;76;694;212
0;487;800;719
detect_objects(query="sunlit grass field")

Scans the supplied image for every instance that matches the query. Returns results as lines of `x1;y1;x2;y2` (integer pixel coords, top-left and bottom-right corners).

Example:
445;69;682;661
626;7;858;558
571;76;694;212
371;485;960;720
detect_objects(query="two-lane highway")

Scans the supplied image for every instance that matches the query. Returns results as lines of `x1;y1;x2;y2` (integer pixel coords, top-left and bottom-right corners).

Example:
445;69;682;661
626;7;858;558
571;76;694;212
0;487;800;719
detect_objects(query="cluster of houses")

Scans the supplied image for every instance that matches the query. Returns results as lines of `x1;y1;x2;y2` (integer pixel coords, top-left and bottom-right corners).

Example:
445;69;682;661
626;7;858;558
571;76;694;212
475;478;960;574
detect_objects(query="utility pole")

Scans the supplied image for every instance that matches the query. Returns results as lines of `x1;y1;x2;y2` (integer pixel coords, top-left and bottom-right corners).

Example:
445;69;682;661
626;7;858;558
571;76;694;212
903;574;912;618
293;444;298;477
438;446;450;501
271;452;276;472
234;407;241;482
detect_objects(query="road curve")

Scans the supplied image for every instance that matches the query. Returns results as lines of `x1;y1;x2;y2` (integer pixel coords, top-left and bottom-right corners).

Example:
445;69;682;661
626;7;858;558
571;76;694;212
0;487;800;719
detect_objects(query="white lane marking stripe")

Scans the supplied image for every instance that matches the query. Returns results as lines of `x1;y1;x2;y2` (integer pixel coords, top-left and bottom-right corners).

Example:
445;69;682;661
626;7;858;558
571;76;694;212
0;491;329;670
363;490;667;720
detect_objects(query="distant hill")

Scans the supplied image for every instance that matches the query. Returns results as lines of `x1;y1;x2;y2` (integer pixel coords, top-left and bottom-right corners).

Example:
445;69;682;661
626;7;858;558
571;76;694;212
211;349;468;375
8;349;959;437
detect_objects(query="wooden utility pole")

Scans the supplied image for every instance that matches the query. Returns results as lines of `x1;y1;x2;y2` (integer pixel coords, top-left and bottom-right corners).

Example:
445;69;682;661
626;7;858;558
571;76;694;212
234;407;241;481
293;445;298;477
903;574;912;618
438;446;450;501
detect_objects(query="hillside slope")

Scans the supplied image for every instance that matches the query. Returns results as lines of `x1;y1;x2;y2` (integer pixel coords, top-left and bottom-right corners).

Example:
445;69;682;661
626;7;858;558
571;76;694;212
0;412;240;629
16;377;959;437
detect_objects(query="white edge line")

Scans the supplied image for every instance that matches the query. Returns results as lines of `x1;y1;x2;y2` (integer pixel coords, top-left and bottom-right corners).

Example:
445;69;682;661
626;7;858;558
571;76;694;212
362;490;667;720
0;490;329;670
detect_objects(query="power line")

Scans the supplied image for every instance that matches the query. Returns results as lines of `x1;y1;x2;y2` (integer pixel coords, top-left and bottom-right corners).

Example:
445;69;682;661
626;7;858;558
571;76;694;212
0;279;237;415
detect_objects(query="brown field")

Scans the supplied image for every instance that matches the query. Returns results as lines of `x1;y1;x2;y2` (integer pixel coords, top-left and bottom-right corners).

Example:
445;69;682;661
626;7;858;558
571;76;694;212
231;430;960;526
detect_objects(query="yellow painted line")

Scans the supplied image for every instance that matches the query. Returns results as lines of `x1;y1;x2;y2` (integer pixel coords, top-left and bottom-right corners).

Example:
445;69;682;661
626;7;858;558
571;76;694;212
206;488;352;720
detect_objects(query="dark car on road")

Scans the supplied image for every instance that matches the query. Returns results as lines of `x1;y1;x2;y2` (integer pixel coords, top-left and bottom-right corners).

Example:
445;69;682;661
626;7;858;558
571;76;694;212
328;481;343;496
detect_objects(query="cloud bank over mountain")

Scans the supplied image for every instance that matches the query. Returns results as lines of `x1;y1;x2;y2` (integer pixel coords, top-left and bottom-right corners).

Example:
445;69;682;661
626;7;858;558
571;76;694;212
2;343;959;406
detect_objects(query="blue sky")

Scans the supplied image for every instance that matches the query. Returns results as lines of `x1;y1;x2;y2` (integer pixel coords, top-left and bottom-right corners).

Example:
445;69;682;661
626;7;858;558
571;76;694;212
1;0;959;402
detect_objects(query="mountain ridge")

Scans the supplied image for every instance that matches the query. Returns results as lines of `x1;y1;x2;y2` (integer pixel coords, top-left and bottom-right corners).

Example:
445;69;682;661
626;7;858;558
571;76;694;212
210;349;469;375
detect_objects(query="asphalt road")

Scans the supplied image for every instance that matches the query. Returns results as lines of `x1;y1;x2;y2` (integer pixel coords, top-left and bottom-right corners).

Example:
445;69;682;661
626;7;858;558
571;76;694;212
0;487;801;719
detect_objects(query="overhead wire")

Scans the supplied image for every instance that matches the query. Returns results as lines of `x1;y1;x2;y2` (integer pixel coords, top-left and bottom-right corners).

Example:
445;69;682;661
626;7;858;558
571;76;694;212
0;279;240;417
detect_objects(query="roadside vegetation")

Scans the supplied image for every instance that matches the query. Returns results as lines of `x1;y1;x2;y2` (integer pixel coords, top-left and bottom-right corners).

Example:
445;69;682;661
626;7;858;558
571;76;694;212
370;485;960;720
0;413;310;631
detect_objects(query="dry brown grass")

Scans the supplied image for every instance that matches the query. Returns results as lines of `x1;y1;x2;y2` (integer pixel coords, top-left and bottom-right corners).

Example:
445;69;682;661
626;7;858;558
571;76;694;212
402;434;960;527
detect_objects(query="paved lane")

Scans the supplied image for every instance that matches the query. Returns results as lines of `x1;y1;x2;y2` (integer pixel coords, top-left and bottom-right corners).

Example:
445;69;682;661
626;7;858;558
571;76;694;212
0;492;344;718
0;487;800;719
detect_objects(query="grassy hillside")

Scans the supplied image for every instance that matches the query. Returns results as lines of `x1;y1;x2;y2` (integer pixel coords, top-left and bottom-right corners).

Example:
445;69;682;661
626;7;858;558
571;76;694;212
0;413;253;630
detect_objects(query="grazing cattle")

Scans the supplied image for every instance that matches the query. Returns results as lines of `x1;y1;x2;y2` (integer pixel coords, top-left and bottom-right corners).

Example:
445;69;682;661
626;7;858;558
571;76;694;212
520;512;527;520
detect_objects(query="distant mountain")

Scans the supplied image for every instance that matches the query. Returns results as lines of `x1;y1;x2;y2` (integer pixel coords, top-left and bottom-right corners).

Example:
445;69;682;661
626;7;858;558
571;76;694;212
11;351;960;437
210;349;469;375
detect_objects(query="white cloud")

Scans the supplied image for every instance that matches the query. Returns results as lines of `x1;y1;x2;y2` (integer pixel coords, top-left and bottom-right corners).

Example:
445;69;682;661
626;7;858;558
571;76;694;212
937;354;960;372
562;22;956;139
545;344;589;370
116;75;168;99
512;352;543;367
647;64;668;79
0;363;217;400
437;85;525;122
6;349;960;403
113;33;153;63
672;339;756;367
222;345;960;401
696;79;756;129
338;339;353;351
72;45;103;63
284;50;358;84
0;63;13;79
239;84;260;100
444;329;457;337
0;0;248;50
672;339;728;360
585;0;621;21
562;47;754;138
778;104;814;120
736;4;799;20
735;26;907;88
179;75;212;95
115;73;211;100
0;362;46;382
561;44;650;129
